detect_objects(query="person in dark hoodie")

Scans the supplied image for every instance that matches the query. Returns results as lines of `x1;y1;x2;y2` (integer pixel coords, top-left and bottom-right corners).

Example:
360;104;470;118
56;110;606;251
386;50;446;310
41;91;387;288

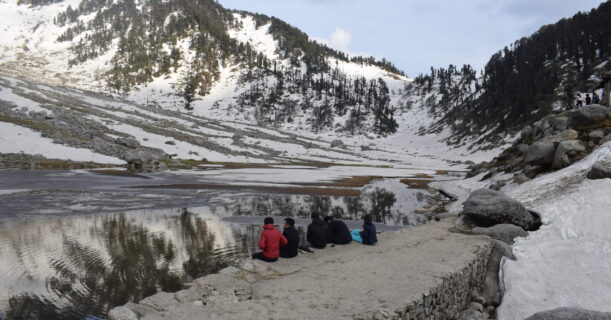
323;216;352;245
280;218;299;258
306;212;328;249
252;217;287;262
360;214;378;245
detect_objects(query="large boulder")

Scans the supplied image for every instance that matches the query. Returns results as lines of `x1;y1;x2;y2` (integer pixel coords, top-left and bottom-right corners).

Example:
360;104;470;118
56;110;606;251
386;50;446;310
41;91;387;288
471;224;528;244
552;140;586;170
524;307;611;320
540;129;579;144
600;133;611;145
115;137;140;149
525;142;556;166
567;104;611;129
587;161;611;180
330;139;346;149
125;149;163;171
108;306;138;320
461;189;535;230
553;116;569;131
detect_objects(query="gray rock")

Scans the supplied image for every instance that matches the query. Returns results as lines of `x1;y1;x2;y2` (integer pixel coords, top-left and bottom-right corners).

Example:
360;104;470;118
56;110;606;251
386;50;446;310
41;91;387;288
517;144;529;154
540;129;579;144
471;224;528;244
552;140;586;170
525;142;556;166
524;307;611;320
165;140;176;145
125;149;162;170
108;306;138;320
456;307;489;320
139;291;179;311
589;130;604;140
330;139;346;149
461;189;534;230
587;162;611;180
115;137;140;149
568;104;611;129
553;116;569;131
520;126;533;141
360;145;372;151
513;173;531;184
601;133;611;145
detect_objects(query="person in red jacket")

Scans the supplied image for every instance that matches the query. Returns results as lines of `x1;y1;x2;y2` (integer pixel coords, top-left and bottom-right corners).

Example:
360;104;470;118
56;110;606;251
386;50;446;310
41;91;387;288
251;217;288;262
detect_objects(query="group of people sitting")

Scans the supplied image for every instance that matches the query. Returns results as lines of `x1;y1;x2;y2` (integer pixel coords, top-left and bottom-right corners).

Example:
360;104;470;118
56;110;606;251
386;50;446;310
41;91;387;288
251;212;378;263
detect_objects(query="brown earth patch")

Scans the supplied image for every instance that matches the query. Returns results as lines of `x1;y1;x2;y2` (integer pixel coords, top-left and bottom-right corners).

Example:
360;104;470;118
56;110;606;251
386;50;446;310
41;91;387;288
400;179;431;190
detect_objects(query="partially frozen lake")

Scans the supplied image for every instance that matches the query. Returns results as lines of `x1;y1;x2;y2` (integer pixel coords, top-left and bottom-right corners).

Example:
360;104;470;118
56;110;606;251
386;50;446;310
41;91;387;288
0;166;461;319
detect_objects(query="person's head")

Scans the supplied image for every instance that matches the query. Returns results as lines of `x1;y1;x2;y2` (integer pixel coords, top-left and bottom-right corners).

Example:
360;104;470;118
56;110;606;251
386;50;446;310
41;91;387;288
363;214;373;225
323;216;334;224
283;218;295;229
586;93;590;97
311;212;320;220
264;217;274;225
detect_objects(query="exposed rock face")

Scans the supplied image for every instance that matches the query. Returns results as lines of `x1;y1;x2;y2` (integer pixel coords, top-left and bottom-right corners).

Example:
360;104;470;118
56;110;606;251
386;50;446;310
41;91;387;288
462;189;535;230
125;150;163;171
525;142;556;166
587;161;611;180
524;307;611;320
330;139;346;149
567;104;611;129
469;105;610;182
552;140;586;170
471;224;528;244
115;137;141;149
108;306;138;320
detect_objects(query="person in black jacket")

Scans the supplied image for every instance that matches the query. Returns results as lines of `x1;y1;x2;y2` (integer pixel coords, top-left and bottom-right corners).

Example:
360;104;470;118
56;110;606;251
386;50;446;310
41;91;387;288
323;216;352;245
280;218;299;258
360;214;378;245
306;212;328;249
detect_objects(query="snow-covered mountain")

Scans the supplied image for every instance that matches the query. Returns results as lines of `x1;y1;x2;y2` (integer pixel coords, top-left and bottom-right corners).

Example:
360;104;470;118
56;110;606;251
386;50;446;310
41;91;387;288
1;0;609;167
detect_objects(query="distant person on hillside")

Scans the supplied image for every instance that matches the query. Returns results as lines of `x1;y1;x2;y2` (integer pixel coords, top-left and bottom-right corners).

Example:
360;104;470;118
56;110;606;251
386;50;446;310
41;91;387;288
280;218;299;258
585;93;592;105
306;212;328;249
252;217;287;262
360;214;378;245
576;93;583;108
324;216;352;245
592;92;601;104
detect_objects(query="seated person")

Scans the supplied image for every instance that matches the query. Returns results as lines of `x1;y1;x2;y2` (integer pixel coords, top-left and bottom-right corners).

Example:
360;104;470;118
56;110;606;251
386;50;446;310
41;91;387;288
306;212;328;249
252;217;287;262
360;214;378;245
280;218;299;258
323;216;352;245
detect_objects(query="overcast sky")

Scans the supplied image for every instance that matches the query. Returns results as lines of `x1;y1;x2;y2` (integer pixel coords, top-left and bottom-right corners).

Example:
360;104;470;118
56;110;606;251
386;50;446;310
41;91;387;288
218;0;605;76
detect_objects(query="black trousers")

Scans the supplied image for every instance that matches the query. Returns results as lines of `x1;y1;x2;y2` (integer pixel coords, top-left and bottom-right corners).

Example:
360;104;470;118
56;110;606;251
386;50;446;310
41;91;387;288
252;252;278;262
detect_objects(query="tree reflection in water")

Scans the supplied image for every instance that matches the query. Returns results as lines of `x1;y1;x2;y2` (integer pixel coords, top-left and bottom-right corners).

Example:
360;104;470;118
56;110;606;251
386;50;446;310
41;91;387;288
5;210;247;320
228;189;399;223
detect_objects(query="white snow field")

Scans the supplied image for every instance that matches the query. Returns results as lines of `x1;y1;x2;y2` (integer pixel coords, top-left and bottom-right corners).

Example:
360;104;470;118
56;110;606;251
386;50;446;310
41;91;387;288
0;121;124;164
433;143;611;319
496;143;611;319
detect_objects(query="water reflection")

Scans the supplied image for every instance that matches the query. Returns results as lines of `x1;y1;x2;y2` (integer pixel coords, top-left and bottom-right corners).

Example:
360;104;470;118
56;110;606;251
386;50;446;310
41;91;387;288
0;178;438;319
0;209;248;320
223;179;434;226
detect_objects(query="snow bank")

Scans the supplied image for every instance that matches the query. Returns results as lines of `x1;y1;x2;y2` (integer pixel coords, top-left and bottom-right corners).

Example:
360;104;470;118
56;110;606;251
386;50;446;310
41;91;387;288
497;143;611;319
0;121;124;164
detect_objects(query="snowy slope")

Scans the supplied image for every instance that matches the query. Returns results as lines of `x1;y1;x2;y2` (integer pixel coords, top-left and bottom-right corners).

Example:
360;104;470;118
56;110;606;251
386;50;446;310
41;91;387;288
497;143;611;319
